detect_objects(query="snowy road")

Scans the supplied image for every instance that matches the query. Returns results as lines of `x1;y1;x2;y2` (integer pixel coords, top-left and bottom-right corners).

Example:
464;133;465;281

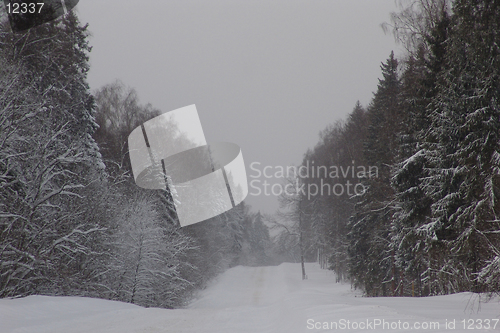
1;263;499;332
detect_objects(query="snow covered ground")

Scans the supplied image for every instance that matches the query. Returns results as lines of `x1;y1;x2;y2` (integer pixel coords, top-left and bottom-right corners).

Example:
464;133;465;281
1;263;499;332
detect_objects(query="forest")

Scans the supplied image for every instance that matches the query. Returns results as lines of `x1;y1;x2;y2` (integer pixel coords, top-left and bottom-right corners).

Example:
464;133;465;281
0;9;273;308
290;0;500;296
1;0;499;310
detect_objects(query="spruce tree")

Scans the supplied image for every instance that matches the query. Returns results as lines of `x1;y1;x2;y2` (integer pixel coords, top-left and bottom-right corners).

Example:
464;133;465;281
391;10;450;296
347;52;402;296
421;0;500;293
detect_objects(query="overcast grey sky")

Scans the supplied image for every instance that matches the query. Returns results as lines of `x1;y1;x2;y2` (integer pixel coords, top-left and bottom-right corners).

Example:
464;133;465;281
76;0;400;214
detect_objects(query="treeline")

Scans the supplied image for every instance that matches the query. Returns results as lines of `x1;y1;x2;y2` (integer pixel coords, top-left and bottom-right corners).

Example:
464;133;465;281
0;11;272;307
295;0;500;296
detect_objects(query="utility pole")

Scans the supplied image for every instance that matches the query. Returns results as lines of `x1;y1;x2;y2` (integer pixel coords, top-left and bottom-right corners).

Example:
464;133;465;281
299;196;306;280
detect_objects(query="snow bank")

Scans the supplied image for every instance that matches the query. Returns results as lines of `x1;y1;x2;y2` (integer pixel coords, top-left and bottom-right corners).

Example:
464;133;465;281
1;263;498;332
